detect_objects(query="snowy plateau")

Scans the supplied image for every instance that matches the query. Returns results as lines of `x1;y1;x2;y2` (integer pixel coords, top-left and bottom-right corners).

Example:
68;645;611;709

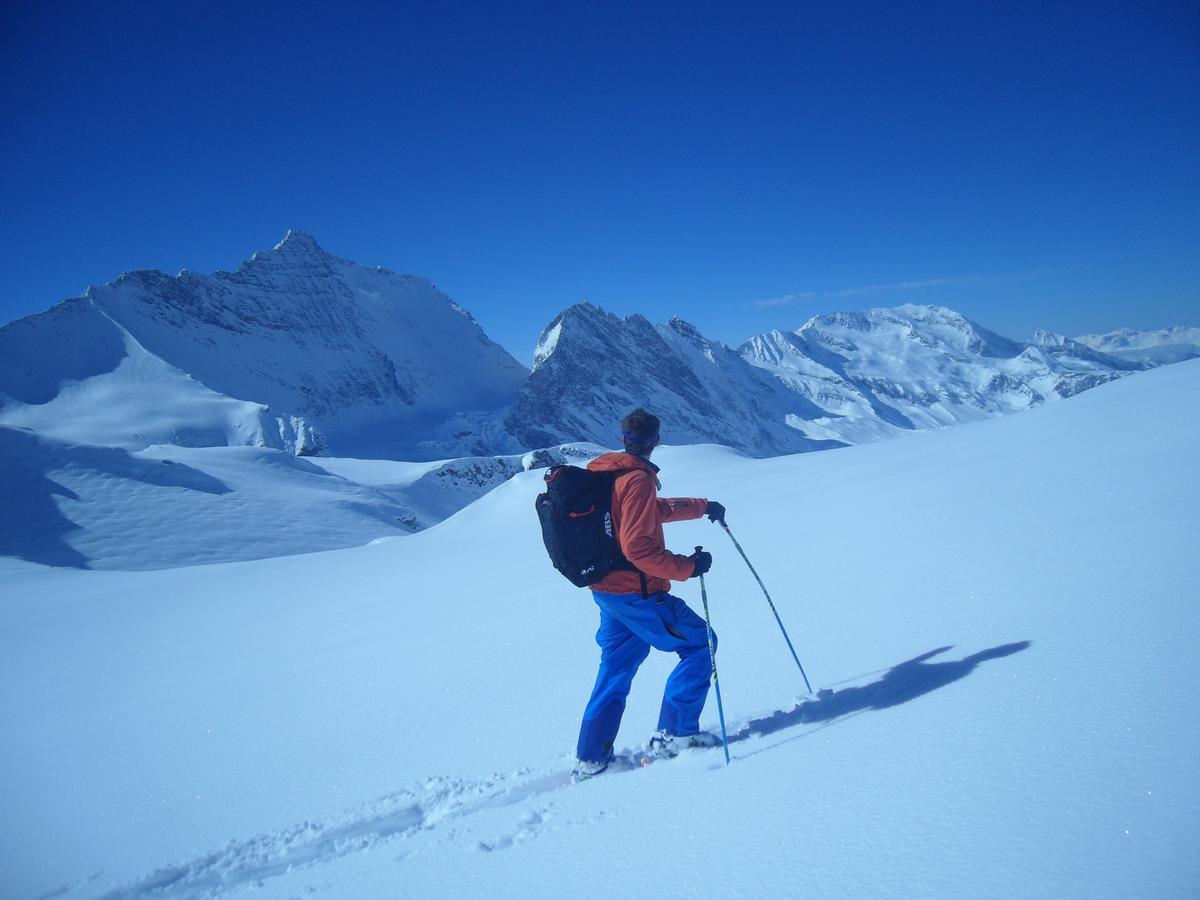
0;233;1198;898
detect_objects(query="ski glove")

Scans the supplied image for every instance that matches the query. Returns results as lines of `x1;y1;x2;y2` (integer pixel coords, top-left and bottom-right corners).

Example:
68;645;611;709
689;548;713;577
705;501;726;525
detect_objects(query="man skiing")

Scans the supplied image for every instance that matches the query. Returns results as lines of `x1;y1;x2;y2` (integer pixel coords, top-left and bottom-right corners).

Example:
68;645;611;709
573;408;728;781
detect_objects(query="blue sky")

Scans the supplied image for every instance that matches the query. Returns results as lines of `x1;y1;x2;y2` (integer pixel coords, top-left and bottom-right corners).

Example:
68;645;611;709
2;1;1197;362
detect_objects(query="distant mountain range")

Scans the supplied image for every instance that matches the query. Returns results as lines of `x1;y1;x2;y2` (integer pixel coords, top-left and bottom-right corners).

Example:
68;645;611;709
2;231;1196;460
1074;326;1200;366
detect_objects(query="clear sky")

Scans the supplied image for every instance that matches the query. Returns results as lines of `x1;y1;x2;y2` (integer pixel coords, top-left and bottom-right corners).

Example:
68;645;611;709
2;1;1197;363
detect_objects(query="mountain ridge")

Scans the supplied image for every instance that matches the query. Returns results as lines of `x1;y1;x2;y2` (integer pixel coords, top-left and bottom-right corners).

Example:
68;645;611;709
2;233;1195;460
0;232;529;459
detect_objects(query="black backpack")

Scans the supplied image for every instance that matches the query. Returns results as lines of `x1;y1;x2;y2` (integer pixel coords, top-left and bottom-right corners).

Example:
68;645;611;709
535;465;645;590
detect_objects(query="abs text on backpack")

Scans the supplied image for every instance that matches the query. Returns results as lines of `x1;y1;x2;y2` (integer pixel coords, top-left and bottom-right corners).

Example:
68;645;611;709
535;465;641;588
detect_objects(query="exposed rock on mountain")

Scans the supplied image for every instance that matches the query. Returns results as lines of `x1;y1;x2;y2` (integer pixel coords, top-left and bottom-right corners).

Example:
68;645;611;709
738;305;1147;445
0;232;529;458
506;303;841;456
1;234;1188;464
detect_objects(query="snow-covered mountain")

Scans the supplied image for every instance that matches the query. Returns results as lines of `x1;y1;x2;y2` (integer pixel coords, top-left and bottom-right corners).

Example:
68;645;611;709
739;305;1144;445
0;299;323;454
513;303;1157;455
1074;325;1200;366
0;232;529;459
505;303;841;456
1;233;1189;463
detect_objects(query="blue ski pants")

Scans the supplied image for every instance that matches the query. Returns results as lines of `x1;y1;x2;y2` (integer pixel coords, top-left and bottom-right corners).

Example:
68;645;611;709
576;589;716;763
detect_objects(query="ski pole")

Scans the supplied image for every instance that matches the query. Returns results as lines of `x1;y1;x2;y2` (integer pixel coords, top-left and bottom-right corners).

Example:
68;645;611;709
696;547;731;766
718;522;813;694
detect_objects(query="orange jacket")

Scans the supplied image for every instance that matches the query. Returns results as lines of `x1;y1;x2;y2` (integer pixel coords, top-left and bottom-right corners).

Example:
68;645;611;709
586;451;708;595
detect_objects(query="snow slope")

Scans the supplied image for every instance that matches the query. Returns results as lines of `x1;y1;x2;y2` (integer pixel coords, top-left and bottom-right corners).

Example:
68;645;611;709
0;429;604;570
1;361;1197;899
0;299;319;454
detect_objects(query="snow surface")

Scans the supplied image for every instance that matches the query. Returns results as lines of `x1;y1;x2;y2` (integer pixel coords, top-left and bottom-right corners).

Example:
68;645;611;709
0;431;605;570
1;361;1198;898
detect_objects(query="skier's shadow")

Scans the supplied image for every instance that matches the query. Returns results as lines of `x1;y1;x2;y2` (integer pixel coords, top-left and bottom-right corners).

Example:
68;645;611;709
731;641;1031;745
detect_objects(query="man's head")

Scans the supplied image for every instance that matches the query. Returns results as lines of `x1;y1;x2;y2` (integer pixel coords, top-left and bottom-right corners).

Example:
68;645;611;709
621;408;661;456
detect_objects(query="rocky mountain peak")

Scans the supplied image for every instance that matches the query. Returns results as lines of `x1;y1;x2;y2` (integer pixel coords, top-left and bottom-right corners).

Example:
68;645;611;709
507;304;834;456
1031;329;1072;348
272;229;327;256
2;233;529;460
238;230;340;276
666;316;711;349
558;300;607;323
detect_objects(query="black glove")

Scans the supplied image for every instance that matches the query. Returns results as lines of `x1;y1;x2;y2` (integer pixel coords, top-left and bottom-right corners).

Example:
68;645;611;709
705;501;726;525
689;548;712;577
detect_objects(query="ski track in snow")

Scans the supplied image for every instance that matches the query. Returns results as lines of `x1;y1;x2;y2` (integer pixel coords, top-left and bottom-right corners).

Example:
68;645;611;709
87;704;824;899
90;770;568;899
82;642;1030;899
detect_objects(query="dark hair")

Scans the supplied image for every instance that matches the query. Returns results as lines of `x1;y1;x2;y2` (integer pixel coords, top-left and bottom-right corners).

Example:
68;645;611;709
621;408;660;453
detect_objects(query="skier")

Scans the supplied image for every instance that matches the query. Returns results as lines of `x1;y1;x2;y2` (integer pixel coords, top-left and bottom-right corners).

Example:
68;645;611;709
573;408;728;781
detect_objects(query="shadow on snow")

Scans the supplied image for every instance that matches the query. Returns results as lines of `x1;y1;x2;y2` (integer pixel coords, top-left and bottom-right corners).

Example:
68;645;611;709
0;426;231;569
731;641;1032;746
